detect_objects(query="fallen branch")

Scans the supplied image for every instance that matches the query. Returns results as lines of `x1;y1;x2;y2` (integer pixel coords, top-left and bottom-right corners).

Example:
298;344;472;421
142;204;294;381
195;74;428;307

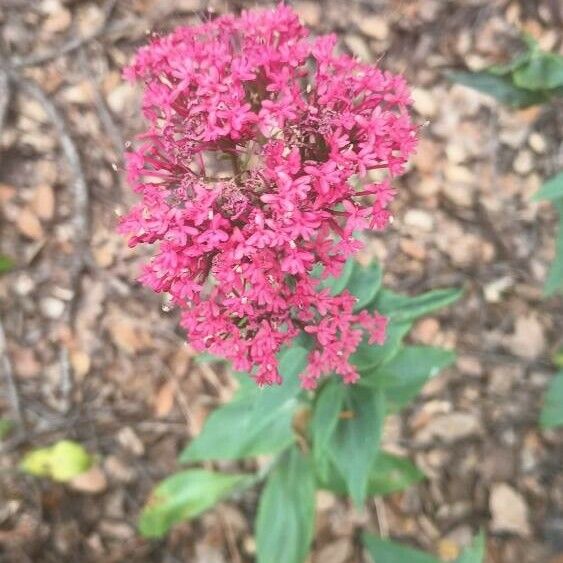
13;76;90;256
0;57;11;135
11;0;118;69
0;318;24;429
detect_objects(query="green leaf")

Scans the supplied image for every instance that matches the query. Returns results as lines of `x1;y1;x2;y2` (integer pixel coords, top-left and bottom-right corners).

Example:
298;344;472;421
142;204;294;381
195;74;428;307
455;531;486;563
553;347;563;369
533;171;563;202
21;440;93;482
180;346;308;463
247;346;308;429
374;287;463;323
446;70;547;108
327;385;385;506
179;394;295;462
351;321;412;372
544;200;563;296
513;52;563;91
0;255;14;273
318;452;424;497
540;371;563;429
318;258;355;295
366;453;425;495
0;419;14;440
256;446;315;563
361;345;456;389
311;378;346;457
346;261;383;311
139;470;248;538
363;533;440;563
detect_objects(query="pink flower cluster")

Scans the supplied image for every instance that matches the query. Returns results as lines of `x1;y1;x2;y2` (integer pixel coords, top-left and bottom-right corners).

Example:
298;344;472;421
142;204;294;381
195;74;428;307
119;5;417;388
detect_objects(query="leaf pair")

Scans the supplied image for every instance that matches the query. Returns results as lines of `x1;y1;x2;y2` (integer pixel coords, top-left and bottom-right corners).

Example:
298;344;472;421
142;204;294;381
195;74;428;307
448;36;563;108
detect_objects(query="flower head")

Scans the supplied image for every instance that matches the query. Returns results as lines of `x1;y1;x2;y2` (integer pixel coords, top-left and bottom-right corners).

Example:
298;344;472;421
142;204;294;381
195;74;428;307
119;5;417;388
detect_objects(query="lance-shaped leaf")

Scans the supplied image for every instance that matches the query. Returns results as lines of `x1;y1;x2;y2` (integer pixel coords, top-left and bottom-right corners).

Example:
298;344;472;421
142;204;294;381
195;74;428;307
446;70;547;108
139;470;249;538
180;346;307;462
345;261;383;311
540;371;563;429
317;451;424;497
326;385;385;506
256;446;315;563
363;533;440;563
544;200;563;296
533;171;563;202
374;287;463;323
351;321;412;372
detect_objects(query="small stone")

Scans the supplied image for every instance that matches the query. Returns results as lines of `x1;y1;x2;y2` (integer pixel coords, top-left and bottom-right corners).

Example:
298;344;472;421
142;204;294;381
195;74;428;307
31;184;55;221
415;412;481;445
484;276;514;303
40;297;65;320
513;150;534;175
490;483;531;537
412;318;440;345
104;455;135;483
43;7;72;34
70;350;91;379
344;35;372;62
403;209;434;231
400;238;427;261
70;466;107;494
457;355;482;377
508;315;545;360
442;182;473;207
528;132;547;153
412;87;437;118
16;208;44;240
357;15;389;41
117;427;145;456
294;1;321;26
313;538;352;563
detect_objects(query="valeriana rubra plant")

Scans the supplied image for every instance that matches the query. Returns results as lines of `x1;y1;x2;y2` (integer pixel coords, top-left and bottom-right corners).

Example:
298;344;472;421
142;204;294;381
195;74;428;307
120;6;473;562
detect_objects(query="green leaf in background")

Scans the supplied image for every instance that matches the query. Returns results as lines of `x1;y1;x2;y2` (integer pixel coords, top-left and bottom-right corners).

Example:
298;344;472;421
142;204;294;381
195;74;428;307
374;287;463;323
256;446;315;563
363;533;440;563
311;378;346;458
351;321;412;372
366;452;425;496
512;51;563;91
327;385;384;506
345;261;383;311
0;255;14;273
455;531;486;563
318;258;355;295
139;470;248;538
0;418;14;440
21;440;92;482
247;346;308;429
317;451;424;497
360;345;456;389
533;171;563;202
180;346;308;463
363;532;486;563
553;347;563;369
540;371;563;429
544;200;563;296
446;70;547;108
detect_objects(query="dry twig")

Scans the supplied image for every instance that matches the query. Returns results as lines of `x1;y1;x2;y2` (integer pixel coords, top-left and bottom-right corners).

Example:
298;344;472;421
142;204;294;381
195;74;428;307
12;76;90;280
0;318;24;430
0;67;10;136
11;0;119;69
